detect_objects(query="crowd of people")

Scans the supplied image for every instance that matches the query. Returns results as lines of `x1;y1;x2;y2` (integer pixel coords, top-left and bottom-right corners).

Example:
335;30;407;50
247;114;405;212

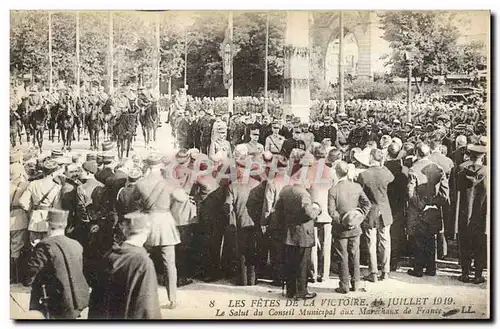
10;85;488;319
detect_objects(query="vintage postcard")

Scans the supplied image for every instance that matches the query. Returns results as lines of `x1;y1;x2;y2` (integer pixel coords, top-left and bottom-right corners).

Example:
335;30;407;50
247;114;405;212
9;9;490;320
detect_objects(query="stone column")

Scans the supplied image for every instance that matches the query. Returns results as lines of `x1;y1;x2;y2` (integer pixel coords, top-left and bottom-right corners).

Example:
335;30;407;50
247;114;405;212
283;11;310;123
355;12;373;81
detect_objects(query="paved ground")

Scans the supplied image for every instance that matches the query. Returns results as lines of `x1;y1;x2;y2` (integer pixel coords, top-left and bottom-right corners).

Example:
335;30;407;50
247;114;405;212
10;260;489;320
9;115;490;320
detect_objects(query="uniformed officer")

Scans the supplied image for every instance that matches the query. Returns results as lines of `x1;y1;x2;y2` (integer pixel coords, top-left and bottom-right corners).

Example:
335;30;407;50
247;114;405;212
245;124;265;157
265;121;285;155
281;127;306;159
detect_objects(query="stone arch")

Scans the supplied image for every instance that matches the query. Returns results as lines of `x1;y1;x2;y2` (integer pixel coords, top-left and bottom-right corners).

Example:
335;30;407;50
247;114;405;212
324;31;359;85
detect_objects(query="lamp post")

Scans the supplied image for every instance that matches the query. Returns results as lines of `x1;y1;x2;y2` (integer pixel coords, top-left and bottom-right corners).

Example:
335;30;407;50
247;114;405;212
405;50;413;122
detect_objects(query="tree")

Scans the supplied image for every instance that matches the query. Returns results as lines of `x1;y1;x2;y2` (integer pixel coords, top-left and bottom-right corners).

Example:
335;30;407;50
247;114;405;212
10;11;49;83
449;40;487;74
379;11;460;92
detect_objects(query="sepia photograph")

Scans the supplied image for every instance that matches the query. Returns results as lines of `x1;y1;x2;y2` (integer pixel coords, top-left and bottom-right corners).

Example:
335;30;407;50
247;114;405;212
8;8;490;320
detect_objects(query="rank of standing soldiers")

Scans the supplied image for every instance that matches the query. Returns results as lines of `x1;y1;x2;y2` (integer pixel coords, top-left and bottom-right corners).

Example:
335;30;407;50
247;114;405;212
10;85;488;319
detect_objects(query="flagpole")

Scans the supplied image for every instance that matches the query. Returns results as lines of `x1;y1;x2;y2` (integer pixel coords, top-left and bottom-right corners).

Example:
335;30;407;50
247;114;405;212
264;12;269;114
76;12;80;97
228;11;233;115
108;11;114;95
48;12;53;93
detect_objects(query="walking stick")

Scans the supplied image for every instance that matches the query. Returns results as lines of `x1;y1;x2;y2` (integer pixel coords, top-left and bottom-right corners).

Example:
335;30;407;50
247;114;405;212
39;284;50;319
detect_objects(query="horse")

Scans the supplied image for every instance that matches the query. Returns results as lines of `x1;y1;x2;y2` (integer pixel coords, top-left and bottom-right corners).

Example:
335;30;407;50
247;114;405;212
16;98;30;143
85;102;102;151
101;98;116;142
73;98;87;142
28;105;48;150
57;101;76;151
47;102;61;143
139;101;158;149
114;112;136;159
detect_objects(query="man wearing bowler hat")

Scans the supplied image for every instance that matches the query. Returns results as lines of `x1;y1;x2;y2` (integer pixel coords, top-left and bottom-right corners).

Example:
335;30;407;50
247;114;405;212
24;209;89;319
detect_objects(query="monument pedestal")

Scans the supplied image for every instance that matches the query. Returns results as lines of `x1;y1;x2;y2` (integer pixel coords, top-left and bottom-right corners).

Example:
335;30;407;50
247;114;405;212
283;11;311;123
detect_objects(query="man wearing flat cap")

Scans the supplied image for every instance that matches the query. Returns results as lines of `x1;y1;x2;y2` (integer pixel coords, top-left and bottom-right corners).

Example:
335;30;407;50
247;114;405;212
24;209;90;319
19;160;63;245
89;212;161;319
456;142;487;284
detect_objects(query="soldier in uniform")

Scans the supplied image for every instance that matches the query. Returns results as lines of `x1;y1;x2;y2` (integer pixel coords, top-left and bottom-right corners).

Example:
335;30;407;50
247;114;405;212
265;121;285;155
135;153;189;309
18;159;62;245
199;108;215;155
456;143;487;284
24;209;90;319
281;126;306;159
116;167;142;218
209;121;232;161
245;124;265;157
137;86;153;115
318;116;337;146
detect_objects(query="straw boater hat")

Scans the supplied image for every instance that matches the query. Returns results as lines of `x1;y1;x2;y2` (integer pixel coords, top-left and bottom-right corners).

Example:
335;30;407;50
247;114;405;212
353;149;371;168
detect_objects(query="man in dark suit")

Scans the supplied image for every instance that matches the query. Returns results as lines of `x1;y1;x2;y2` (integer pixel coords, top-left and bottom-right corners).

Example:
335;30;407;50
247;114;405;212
456;143;487;284
223;154;263;286
274;175;322;299
318;116;337;145
428;138;454;259
407;143;449;277
328;161;372;293
357;148;394;282
24;209;90;319
384;143;409;271
89;212;161;319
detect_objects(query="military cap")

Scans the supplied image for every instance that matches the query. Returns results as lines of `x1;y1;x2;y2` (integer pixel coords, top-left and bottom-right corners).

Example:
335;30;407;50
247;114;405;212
414;125;422;130
405;122;413;127
47;209;69;227
340;120;349;126
102;140;114;152
393;119;401;125
324;116;333;122
337;112;348;118
272;121;281;128
123;212;151;233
